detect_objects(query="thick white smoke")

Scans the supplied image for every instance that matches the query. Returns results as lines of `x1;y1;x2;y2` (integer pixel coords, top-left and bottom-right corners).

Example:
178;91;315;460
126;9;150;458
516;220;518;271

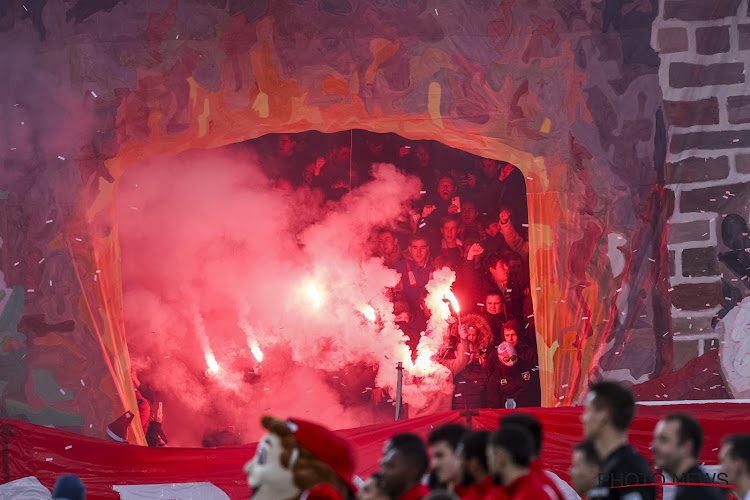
118;149;459;445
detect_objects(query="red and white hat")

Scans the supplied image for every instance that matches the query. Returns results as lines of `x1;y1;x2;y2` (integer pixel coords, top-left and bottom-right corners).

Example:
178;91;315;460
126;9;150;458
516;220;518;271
286;418;358;494
106;411;134;443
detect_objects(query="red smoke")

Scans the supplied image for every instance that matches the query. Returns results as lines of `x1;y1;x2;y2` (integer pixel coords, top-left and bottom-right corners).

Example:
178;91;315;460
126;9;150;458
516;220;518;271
118;148;457;445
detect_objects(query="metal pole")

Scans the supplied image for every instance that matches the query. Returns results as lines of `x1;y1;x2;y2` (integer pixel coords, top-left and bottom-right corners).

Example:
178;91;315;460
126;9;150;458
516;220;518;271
395;362;403;421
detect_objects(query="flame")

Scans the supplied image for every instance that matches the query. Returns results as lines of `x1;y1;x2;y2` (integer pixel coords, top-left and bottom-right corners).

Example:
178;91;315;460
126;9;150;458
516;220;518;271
359;304;376;322
445;290;460;314
413;349;435;374
305;281;324;309
205;351;220;375
250;342;264;362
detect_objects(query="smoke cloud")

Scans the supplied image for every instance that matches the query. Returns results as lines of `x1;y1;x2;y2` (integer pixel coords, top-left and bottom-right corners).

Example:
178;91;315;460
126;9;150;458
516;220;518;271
118;148;458;445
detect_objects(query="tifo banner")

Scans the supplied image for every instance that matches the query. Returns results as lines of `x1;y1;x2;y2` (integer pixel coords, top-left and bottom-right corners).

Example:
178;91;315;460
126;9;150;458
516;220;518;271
2;404;749;499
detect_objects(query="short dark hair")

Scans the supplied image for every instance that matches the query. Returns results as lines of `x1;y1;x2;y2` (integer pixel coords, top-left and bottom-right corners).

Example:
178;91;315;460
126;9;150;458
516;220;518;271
440;214;461;228
388;432;429;478
500;414;542;457
502;319;522;335
723;434;750;472
663;413;703;459
588;381;636;432
377;227;395;237
573;440;600;467
488;426;533;467
486;252;510;270
461;431;490;474
428;423;468;451
408;230;431;246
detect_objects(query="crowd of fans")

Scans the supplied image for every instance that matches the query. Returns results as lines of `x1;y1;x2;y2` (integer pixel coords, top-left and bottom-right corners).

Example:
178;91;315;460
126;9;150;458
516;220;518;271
246;129;537;413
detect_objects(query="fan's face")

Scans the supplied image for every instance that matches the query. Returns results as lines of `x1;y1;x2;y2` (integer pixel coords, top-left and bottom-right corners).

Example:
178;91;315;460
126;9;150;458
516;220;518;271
244;432;300;499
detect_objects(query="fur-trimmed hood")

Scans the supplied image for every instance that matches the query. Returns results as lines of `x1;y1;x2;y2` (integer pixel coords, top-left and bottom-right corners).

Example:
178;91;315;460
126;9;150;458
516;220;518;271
456;313;492;352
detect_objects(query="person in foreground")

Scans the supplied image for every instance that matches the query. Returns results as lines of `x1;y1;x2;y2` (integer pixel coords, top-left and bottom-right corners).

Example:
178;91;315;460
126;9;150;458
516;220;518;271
719;433;750;500
486;426;555;499
581;381;655;500
651;413;725;500
381;432;431;500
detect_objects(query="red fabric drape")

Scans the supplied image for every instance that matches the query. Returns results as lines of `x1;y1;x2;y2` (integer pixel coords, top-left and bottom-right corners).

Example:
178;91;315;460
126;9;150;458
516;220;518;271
3;403;749;499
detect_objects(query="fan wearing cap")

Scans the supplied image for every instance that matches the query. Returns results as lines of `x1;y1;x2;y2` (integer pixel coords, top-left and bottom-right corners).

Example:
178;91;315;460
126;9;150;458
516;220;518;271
486;342;541;409
243;415;358;500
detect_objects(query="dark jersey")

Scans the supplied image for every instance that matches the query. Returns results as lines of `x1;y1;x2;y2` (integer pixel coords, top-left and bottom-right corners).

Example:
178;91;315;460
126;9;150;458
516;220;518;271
673;465;727;500
589;444;656;500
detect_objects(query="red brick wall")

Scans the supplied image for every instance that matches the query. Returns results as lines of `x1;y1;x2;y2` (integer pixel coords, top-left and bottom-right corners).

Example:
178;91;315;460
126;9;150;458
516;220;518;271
655;0;750;369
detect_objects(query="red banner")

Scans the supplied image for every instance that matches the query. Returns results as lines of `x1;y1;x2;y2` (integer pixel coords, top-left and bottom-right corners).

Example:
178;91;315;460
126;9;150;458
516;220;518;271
2;403;749;499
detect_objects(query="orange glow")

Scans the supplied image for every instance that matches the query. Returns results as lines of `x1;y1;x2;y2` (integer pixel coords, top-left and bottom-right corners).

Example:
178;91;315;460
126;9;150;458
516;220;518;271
305;281;324;309
205;352;220;375
445;290;460;314
250;342;264;362
359;304;376;322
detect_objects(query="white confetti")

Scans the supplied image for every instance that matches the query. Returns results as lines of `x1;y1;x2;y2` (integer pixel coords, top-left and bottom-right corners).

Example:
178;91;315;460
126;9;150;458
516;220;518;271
49;280;52;286
80;379;85;386
65;445;72;450
164;355;170;358
96;270;101;273
60;388;65;395
94;275;97;281
435;8;438;14
419;191;427;194
57;156;65;161
455;393;462;397
522;223;529;227
419;222;426;228
91;91;97;98
23;4;28;11
39;258;45;264
76;238;82;242
46;219;53;223
264;387;270;391
14;262;19;266
27;289;34;292
130;206;138;211
46;457;53;462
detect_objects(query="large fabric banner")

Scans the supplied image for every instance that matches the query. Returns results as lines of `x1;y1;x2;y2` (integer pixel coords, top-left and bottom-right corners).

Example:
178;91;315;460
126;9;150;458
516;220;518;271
2;403;749;499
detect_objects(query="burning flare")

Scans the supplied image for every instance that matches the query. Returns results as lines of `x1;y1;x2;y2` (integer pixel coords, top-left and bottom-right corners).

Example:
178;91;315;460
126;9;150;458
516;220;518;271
194;310;221;376
304;280;324;309
250;342;264;362
359;304;377;323
205;352;220;375
444;290;460;314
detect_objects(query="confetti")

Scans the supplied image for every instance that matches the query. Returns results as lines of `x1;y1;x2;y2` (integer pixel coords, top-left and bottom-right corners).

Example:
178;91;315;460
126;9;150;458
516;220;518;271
90;424;93;428
130;206;138;211
164;355;170;358
96;270;101;273
264;387;270;391
46;219;54;223
648;258;655;262
50;280;52;286
57;156;65;161
65;445;72;450
46;458;53;462
60;388;65;395
455;393;462;397
94;275;97;281
14;262;19;266
477;303;484;306
80;379;85;386
418;222;426;228
419;191;427;194
527;176;533;180
668;287;674;292
75;238;82;242
435;8;438;14
23;4;28;11
27;289;34;292
91;91;97;98
39;258;45;264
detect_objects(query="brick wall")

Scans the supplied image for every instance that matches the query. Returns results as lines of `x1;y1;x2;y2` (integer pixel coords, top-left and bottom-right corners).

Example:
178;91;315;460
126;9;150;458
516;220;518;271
654;0;750;369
